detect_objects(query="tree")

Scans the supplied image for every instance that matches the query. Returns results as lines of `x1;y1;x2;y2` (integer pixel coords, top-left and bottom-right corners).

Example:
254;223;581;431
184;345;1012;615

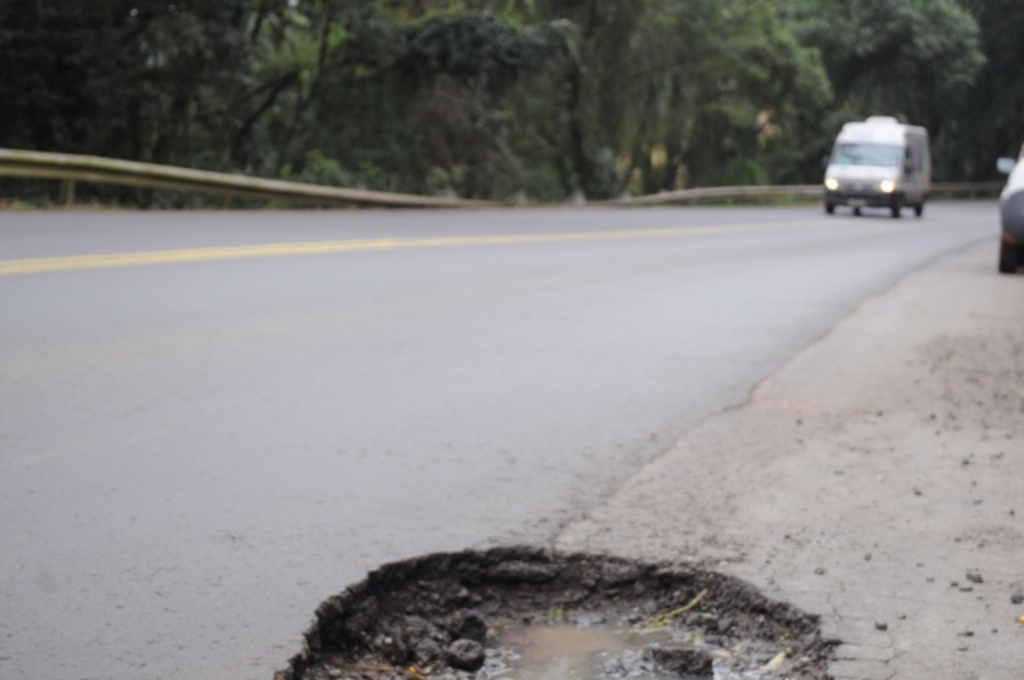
0;0;300;199
951;0;1024;179
785;0;984;179
1;0;1006;205
299;8;573;198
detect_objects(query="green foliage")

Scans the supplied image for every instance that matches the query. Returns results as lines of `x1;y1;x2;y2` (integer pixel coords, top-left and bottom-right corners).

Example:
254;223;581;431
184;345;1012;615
949;0;1024;179
283;150;349;186
0;0;297;202
284;150;388;190
722;159;769;187
399;13;556;82
0;0;1009;204
305;9;573;198
785;0;984;179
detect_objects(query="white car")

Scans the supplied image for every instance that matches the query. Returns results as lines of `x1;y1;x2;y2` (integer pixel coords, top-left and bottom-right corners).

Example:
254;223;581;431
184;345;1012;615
996;152;1024;274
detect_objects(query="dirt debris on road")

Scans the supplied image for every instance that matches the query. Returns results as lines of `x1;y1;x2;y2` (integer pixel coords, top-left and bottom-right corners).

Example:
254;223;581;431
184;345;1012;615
557;242;1024;680
279;547;835;680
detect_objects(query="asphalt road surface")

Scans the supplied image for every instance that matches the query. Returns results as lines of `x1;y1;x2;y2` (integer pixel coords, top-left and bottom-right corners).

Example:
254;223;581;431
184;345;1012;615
0;202;998;679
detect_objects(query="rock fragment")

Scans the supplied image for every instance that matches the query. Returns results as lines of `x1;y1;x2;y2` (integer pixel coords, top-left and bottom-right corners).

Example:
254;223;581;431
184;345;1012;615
446;639;485;672
649;647;715;675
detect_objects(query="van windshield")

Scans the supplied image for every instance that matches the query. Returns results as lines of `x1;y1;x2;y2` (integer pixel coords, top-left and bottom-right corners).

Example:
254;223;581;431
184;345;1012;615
830;143;902;167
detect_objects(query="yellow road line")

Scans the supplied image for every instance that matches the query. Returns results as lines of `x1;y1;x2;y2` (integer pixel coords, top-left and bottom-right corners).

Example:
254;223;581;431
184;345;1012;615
0;219;829;276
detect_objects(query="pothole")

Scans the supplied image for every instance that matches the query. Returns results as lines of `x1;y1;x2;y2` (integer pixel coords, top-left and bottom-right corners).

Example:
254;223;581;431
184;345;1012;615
277;546;835;679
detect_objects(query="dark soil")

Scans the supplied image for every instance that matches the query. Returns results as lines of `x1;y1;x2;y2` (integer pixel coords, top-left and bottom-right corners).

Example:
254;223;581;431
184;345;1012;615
277;546;836;679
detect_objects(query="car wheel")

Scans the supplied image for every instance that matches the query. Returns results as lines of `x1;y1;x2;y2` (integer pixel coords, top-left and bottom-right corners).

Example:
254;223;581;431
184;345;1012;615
998;241;1022;274
914;202;924;217
825;202;835;215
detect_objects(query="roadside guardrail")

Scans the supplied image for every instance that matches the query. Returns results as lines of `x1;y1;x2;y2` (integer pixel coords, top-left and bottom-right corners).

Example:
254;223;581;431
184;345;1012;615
0;148;1005;208
926;181;1005;200
611;181;1004;206
611;184;823;206
0;149;494;209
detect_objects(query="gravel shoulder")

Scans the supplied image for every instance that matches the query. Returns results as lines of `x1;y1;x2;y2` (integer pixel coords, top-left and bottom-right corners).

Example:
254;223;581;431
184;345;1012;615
557;240;1024;680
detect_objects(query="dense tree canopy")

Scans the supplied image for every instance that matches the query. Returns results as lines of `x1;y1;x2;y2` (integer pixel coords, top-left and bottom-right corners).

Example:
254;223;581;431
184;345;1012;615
786;0;984;179
0;0;1010;205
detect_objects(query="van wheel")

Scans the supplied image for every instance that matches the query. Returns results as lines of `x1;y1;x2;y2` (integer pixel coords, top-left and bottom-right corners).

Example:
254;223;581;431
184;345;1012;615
998;241;1022;274
914;203;924;217
890;200;902;218
825;202;835;215
853;207;862;216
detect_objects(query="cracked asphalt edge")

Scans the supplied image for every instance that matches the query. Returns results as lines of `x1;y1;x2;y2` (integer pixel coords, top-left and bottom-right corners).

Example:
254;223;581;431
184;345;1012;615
556;240;1024;680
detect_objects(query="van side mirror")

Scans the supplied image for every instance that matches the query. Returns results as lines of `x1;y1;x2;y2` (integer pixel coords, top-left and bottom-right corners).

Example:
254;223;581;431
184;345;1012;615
821;155;829;169
997;157;1016;175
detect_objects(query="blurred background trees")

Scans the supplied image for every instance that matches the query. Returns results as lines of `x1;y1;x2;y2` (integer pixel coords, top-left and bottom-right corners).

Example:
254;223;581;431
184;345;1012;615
0;0;1013;205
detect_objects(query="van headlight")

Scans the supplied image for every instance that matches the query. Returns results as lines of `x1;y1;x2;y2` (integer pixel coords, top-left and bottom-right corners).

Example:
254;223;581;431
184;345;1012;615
879;180;896;194
824;177;840;191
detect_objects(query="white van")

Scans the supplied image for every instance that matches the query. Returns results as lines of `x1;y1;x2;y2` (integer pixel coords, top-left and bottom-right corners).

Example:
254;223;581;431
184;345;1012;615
823;116;930;218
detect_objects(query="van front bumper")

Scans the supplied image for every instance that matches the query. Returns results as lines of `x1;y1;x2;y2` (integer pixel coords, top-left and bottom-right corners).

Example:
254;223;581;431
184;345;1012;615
824;188;900;209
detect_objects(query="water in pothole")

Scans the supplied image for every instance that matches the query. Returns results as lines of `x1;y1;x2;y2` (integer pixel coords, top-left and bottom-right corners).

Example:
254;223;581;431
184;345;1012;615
489;622;687;679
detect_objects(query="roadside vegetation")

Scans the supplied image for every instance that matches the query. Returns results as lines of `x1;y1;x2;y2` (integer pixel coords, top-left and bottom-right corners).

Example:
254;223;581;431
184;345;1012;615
1;0;1019;206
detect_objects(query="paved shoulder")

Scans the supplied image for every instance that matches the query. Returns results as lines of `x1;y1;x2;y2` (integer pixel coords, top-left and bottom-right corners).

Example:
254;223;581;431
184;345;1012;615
558;240;1024;680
